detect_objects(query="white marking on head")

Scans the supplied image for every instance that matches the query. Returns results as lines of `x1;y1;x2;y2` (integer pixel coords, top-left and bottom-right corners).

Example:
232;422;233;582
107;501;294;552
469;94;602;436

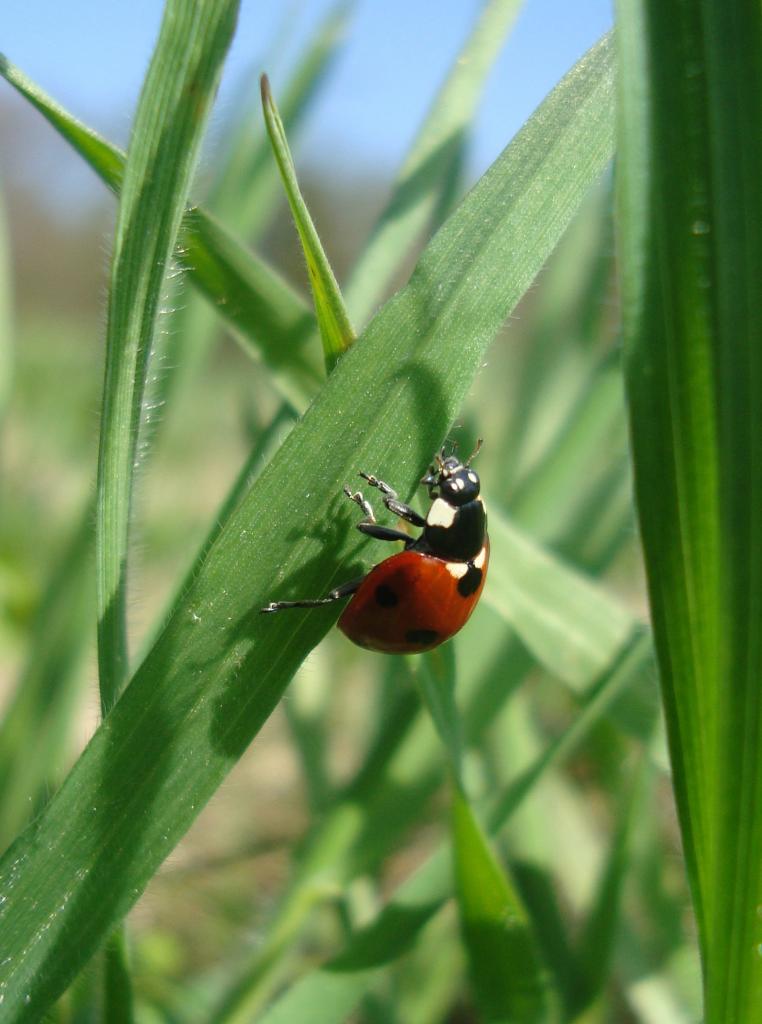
467;471;478;484
473;546;487;569
454;477;465;490
446;561;469;579
427;498;456;528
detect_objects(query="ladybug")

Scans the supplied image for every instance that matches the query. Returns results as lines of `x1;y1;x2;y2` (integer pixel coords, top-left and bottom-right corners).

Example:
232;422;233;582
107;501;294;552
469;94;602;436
261;441;488;653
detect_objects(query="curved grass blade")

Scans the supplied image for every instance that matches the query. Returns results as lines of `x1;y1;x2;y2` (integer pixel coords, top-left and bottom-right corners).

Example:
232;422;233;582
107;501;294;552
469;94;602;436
616;2;762;1018
344;0;525;324
0;55;317;400
0;36;615;1023
261;73;355;370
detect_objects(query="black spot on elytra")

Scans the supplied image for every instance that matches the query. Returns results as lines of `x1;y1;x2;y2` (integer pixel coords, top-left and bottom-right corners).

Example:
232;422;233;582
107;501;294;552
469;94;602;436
375;584;399;608
405;628;439;645
457;564;483;598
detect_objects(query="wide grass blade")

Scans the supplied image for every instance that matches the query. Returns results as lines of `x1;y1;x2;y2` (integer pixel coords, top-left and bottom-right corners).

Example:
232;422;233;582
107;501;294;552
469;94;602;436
0;35;614;1023
261;73;355;370
616;1;762;1020
0;55;316;399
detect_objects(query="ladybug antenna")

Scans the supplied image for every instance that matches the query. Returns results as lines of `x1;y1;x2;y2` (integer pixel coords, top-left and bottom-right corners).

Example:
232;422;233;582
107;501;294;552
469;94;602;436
465;438;483;466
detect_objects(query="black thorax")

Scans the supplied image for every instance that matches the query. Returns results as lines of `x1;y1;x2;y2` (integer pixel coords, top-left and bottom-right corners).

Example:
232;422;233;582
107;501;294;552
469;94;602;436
419;499;486;561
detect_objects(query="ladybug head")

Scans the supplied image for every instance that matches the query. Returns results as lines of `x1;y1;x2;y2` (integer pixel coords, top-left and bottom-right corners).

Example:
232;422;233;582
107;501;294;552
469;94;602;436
421;439;482;507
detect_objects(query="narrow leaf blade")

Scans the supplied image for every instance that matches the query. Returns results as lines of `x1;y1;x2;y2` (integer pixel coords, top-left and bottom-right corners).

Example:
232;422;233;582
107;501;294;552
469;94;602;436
96;0;240;706
261;73;355;369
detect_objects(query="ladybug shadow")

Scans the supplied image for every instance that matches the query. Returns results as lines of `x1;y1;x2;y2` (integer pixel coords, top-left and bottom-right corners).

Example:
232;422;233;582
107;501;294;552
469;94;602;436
272;493;374;601
205;495;373;761
235;488;372;637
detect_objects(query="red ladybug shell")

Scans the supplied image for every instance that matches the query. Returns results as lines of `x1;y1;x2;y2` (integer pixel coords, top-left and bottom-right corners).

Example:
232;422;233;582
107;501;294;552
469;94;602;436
338;541;489;654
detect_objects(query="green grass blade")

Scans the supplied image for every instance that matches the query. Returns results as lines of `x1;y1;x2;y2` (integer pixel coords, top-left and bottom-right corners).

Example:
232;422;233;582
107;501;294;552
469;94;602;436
102;929;134;1024
160;1;350;424
96;0;239;707
0;36;614;1022
261;73;355;369
344;0;524;324
0;55;316;396
0;54;125;192
453;789;557;1024
415;642;556;1021
616;3;762;1019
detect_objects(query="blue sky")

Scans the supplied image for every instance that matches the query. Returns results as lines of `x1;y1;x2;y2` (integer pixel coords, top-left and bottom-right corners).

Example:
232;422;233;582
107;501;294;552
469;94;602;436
2;0;612;207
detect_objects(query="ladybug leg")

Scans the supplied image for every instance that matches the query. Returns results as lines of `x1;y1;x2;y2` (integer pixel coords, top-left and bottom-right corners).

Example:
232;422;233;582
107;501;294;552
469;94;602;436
359;473;426;528
344;486;414;546
357;522;414;545
261;575;364;613
343;486;377;523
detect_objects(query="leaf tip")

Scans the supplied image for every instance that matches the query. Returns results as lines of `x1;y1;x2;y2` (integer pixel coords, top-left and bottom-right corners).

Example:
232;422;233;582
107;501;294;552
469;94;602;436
260;72;272;109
